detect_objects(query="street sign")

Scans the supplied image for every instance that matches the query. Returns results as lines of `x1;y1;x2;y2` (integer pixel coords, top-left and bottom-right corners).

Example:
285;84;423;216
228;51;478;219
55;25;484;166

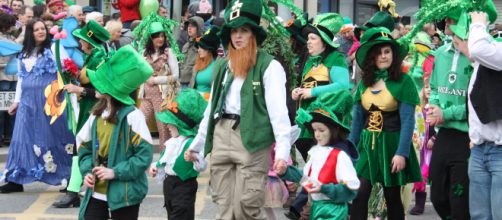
0;91;15;111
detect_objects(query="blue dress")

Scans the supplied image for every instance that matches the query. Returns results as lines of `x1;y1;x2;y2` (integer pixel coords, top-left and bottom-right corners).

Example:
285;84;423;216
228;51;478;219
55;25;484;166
3;48;75;186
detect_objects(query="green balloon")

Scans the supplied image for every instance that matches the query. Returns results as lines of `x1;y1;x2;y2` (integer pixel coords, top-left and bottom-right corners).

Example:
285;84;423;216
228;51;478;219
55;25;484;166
139;0;159;18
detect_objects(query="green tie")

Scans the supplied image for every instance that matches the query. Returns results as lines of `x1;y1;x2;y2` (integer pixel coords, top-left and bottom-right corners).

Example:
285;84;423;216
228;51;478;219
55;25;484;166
214;68;234;120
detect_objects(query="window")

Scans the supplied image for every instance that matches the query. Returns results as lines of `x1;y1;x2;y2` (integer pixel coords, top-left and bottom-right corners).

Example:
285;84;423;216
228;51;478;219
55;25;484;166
318;0;338;13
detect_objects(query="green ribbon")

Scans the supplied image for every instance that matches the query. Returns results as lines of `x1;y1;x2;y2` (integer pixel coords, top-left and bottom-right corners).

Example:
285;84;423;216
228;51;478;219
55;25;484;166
307;55;323;67
374;69;389;82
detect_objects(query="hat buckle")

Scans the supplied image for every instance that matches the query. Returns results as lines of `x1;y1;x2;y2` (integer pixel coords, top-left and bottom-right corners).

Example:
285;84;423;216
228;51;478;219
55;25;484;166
87;30;94;38
381;31;388;38
230;0;243;20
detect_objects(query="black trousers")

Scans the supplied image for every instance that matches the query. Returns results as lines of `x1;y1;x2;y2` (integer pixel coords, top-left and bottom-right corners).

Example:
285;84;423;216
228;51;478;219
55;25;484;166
350;178;404;220
429;128;470;220
84;197;140;220
164;175;198;220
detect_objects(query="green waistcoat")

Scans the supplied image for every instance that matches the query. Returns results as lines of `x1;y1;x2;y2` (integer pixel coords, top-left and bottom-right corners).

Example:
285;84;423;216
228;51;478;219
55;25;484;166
204;50;275;155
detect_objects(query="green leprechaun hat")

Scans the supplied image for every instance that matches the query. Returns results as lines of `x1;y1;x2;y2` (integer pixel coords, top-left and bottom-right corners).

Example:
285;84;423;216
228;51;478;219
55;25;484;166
220;0;267;48
295;90;353;134
195;26;221;52
305;13;344;49
450;12;470;40
446;0;497;23
149;22;165;35
72;20;110;50
355;11;396;40
156;89;207;137
355;26;408;68
87;45;153;105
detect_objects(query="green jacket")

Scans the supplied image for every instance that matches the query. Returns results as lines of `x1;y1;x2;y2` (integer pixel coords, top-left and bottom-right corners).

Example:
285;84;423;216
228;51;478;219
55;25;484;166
429;43;473;132
78;106;153;219
204;49;275;155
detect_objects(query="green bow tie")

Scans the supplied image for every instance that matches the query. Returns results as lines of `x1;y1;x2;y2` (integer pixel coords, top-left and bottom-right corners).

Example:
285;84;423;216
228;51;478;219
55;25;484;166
307;55;323;67
374;69;389;82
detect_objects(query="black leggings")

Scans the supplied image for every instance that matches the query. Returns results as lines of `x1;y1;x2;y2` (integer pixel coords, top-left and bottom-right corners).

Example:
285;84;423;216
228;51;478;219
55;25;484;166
84;197;140;220
350;178;404;220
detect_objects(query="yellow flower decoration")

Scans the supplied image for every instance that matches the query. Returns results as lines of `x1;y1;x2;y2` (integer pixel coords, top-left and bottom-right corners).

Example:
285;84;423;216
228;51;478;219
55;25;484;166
44;72;67;124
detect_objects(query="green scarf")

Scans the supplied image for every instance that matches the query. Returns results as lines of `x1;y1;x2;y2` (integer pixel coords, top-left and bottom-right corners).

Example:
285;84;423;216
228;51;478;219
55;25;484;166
374;69;389;82
307;55;323;67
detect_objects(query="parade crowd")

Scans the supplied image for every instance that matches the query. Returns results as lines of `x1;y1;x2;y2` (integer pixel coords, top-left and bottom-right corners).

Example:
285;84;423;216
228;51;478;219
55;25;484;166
0;0;501;219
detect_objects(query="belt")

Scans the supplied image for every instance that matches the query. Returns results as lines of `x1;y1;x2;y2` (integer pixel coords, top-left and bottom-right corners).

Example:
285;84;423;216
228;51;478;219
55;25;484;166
222;113;240;130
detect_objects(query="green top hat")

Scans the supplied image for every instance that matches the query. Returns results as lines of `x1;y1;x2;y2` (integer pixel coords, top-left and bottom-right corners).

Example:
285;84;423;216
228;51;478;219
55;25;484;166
149;22;165;35
195;26;221;52
156;89;207;137
285;13;308;45
73;20;110;50
355;11;396;40
450;12;470;40
305;13;344;49
220;0;267;48
295;90;353;133
87;45;153;105
355;27;408;68
446;0;498;23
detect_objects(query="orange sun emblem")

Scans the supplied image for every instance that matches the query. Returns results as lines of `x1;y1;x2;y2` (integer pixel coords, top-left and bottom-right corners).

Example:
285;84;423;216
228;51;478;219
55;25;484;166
44;72;67;124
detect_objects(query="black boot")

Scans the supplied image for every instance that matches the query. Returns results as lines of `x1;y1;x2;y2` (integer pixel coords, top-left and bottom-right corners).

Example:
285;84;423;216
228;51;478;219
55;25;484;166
52;191;80;208
0;182;23;193
409;191;427;215
284;207;300;220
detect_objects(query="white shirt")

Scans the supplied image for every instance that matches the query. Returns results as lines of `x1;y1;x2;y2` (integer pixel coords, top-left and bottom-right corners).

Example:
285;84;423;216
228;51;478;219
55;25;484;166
189;59;292;161
467;22;502;145
304;145;360;201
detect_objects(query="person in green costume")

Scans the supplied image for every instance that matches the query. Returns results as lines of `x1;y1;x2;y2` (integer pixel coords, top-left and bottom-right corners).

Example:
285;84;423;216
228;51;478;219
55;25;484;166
52;20;112;208
281;90;360;220
348;27;422;220
291;13;350;161
77;45;153;219
188;25;221;101
149;89;208;219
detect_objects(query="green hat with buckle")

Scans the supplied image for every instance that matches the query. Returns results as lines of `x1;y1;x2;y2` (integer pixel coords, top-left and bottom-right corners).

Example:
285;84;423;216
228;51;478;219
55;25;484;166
87;45;153;105
295;90;353;133
355;11;396;40
195;26;221;52
355;26;408;68
156;89;207;137
220;0;267;48
72;20;110;50
305;13;344;49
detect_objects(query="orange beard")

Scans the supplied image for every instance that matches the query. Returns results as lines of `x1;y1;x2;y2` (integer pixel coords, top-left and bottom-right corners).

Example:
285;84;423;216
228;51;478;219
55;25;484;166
227;37;257;78
194;54;213;72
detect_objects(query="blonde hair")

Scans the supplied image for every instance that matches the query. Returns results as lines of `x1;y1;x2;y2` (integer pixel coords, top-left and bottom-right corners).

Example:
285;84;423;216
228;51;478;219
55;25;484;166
85;11;103;24
105;20;123;33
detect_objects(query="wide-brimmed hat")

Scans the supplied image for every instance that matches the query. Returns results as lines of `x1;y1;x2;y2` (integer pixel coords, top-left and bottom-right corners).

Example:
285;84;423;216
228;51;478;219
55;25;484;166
285;13;308;45
72;20;110;50
219;0;267;48
355;26;408;68
87;45;153;105
296;90;353;134
156;89;207;137
195;26;221;52
305;13;343;48
355;11;396;40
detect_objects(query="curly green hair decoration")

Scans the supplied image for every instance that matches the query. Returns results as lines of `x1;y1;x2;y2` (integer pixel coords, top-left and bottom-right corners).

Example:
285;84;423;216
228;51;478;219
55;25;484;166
132;12;184;62
398;0;488;45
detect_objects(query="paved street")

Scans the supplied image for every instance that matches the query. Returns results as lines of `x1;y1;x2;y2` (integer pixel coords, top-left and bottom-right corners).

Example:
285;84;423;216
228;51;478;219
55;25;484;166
0;147;440;220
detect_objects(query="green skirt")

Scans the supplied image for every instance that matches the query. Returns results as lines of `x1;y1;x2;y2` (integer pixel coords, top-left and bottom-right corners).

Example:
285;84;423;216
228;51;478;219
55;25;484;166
356;130;422;187
311;200;347;220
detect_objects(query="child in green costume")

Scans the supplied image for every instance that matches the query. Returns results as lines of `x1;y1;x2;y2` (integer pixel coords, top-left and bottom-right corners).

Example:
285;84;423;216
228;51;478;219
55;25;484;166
148;89;207;219
280;90;359;220
77;45;153;219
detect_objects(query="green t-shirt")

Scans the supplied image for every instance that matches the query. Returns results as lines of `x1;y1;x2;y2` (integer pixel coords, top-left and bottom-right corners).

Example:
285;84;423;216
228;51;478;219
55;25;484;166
429;43;473;132
195;61;215;93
